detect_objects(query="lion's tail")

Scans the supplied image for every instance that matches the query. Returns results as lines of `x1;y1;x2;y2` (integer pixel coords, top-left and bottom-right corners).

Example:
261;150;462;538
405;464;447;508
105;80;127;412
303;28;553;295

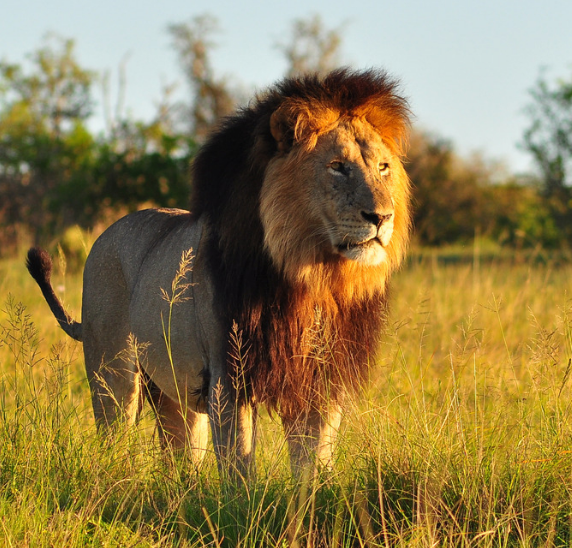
26;248;83;342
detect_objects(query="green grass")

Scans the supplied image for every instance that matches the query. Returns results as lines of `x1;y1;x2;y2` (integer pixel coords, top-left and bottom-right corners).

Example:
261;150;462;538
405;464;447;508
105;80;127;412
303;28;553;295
1;248;572;546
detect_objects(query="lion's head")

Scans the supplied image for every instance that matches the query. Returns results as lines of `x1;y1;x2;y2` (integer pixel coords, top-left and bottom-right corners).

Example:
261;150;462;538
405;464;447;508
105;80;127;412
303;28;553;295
262;113;410;301
192;69;411;304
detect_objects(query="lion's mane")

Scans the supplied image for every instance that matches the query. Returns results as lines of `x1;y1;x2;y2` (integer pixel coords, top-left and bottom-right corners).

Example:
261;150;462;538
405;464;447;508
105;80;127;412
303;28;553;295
190;69;411;417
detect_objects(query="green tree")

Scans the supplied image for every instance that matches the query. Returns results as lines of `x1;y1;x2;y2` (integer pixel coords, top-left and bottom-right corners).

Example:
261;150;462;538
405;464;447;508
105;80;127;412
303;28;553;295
408;131;488;245
60;119;196;222
0;35;196;252
0;34;94;175
0;35;96;248
522;70;572;243
0;34;93;138
523;71;572;196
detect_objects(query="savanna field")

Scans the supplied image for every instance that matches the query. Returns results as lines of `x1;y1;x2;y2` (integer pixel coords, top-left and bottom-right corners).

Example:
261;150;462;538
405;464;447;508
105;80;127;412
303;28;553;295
1;242;572;547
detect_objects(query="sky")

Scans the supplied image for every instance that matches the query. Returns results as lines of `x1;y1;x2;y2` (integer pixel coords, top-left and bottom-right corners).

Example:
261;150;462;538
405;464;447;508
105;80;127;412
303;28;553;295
2;0;572;175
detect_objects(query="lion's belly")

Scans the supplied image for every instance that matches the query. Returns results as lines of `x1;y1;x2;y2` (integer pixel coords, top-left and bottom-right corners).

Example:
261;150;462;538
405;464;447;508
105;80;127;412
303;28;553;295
129;287;206;408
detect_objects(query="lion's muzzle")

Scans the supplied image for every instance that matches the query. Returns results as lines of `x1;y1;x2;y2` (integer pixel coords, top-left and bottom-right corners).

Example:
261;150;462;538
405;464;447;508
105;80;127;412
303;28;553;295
335;207;394;265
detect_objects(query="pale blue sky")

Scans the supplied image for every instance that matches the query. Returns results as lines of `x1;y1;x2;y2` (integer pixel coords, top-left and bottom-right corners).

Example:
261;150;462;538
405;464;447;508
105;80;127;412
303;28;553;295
3;0;572;174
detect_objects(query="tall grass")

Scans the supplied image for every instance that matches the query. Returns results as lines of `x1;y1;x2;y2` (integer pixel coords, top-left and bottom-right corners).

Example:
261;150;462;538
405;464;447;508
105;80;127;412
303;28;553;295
1;249;572;546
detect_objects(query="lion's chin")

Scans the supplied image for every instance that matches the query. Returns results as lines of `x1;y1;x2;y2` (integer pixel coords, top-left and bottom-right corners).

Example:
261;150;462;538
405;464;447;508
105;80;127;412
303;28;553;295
336;240;388;265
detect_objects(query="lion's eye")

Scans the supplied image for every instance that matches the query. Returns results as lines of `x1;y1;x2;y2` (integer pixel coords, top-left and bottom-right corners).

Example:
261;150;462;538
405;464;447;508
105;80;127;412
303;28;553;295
329;161;345;173
379;163;390;175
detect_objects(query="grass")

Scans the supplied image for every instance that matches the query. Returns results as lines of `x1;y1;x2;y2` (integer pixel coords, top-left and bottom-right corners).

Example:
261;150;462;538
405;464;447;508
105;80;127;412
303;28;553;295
1;246;572;546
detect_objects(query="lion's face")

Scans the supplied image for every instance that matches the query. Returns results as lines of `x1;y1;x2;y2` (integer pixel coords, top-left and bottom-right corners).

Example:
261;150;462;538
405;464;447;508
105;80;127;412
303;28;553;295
306;119;396;266
260;116;409;289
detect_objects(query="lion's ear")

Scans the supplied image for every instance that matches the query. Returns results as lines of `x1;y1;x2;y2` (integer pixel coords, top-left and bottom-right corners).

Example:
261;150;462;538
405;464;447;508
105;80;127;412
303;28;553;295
270;106;296;153
270;101;339;152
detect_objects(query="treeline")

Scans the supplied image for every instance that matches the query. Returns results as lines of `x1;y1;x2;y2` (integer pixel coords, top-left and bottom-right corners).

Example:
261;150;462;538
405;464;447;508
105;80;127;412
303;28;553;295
0;34;197;255
409;133;559;248
1;15;571;255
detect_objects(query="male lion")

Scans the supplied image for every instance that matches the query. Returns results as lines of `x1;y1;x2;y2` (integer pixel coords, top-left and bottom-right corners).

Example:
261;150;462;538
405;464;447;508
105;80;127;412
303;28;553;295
27;69;411;479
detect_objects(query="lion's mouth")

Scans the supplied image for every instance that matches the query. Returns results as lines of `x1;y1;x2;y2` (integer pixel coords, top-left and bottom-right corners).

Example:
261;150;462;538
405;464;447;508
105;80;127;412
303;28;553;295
334;236;388;265
336;238;380;253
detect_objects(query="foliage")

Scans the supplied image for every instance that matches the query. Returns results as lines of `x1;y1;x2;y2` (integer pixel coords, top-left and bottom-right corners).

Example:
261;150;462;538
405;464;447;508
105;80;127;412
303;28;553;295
408;130;561;248
408;131;489;245
0;35;196;254
0;34;93;138
0;35;96;250
521;70;572;246
522;70;572;197
0;17;570;255
54;121;197;227
485;180;562;248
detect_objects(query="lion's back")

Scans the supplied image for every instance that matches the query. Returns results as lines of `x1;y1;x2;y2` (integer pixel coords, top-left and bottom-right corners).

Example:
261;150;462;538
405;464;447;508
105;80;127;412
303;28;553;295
85;209;192;293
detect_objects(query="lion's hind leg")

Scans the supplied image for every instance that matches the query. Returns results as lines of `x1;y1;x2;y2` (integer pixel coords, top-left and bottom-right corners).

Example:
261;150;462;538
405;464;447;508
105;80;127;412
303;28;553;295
84;333;146;429
81;243;145;430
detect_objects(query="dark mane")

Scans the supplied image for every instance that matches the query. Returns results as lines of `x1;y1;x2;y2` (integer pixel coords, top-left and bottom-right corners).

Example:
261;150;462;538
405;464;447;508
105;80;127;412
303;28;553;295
190;69;409;416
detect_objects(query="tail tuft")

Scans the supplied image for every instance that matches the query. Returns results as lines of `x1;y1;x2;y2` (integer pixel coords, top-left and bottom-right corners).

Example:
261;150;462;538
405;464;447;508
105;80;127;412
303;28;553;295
26;247;54;285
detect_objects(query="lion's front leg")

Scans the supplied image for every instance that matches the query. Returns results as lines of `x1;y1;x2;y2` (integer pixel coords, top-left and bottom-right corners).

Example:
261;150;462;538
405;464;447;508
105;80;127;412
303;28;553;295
208;375;258;482
281;404;342;476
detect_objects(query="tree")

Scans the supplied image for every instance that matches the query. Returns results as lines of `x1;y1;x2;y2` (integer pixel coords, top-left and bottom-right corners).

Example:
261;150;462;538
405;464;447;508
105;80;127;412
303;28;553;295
409;131;481;244
0;35;96;248
277;14;343;77
168;15;237;141
167;13;344;142
523;71;572;197
0;34;93;140
408;131;511;246
0;35;196;252
522;71;572;242
2;16;550;254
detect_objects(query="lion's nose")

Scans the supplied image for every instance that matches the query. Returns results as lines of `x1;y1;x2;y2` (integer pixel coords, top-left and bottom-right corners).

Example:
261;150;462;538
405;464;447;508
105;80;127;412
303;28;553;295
361;211;393;228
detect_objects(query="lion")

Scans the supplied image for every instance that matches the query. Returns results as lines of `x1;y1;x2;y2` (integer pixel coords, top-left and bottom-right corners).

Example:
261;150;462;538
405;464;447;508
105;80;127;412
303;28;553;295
26;69;411;479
